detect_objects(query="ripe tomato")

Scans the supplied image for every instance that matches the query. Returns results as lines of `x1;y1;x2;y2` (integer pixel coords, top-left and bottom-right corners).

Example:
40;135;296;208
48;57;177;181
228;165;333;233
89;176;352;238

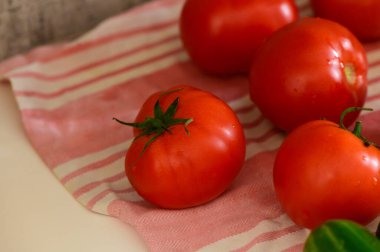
311;0;380;41
249;17;368;132
179;0;298;75
273;108;380;229
114;86;246;209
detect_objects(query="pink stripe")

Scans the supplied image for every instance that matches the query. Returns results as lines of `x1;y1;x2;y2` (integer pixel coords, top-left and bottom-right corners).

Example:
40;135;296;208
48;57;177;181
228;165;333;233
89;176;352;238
369;59;380;68
37;20;178;64
246;128;282;143
0;44;66;76
232;225;301;252
242;114;265;128
235;103;256;114
369;76;380;85
282;243;304;252
366;93;380;102
87;188;113;209
73;171;125;198
60;150;126;183
10;35;179;81
14;47;184;98
113;187;135;194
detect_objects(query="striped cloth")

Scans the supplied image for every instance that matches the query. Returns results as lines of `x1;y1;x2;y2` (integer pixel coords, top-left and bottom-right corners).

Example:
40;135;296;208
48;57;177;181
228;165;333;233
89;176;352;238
1;0;380;251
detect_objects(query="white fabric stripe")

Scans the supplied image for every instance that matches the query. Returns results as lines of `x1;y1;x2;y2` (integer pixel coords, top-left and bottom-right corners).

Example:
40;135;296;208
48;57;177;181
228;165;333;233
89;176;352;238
228;94;251;111
237;106;260;125
116;190;143;202
90;188;143;214
15;51;189;110
368;64;380;80
246;133;284;160
244;119;274;139
12;35;181;92
366;49;380;64
64;157;125;192
247;229;309;252
91;192;120;214
76;183;111;208
54;139;132;179
197;214;294;252
364;99;380;114
75;0;184;45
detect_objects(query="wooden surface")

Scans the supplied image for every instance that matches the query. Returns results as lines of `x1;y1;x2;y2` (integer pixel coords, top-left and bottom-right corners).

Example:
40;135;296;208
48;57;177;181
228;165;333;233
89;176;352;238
0;0;150;61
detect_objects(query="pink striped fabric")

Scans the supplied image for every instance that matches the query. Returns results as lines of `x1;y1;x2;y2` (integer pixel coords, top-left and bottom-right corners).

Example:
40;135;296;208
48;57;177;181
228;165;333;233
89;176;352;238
2;0;380;251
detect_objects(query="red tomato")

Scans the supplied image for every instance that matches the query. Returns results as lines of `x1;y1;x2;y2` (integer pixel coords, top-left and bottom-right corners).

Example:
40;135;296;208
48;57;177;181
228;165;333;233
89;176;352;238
114;86;246;209
273;109;380;229
249;17;368;132
311;0;380;41
179;0;298;75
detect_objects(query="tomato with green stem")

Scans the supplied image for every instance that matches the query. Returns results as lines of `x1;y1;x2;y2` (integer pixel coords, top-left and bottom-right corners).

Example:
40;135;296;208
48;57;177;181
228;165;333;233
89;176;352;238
273;107;380;229
114;86;246;209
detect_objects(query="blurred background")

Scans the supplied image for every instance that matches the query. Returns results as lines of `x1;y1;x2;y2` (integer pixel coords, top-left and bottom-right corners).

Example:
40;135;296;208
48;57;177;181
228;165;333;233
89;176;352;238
0;0;151;61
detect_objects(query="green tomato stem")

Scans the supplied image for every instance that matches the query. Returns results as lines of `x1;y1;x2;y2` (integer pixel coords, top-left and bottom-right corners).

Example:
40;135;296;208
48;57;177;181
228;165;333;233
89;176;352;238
339;107;378;148
113;95;193;156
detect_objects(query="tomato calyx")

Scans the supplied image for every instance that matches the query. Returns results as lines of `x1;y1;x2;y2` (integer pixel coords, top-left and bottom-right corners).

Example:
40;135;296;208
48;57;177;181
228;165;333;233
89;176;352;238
113;97;193;154
339;107;379;148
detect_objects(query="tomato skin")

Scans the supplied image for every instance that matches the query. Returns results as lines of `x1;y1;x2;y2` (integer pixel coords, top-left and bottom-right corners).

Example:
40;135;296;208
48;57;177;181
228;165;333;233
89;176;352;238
273;120;380;229
311;0;380;42
179;0;298;75
249;17;368;132
125;86;246;209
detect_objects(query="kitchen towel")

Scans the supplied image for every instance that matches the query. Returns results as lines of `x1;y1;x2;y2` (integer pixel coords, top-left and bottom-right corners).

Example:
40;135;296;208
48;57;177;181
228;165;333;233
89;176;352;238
1;0;380;251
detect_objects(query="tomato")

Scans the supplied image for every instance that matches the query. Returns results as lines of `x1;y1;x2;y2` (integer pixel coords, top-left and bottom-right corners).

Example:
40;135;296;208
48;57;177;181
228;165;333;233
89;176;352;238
249;17;368;132
273;108;380;229
311;0;380;42
114;86;246;209
179;0;298;75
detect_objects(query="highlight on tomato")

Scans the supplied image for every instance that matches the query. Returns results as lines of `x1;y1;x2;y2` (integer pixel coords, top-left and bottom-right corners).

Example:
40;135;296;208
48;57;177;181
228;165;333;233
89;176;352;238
180;0;298;75
114;86;246;209
249;17;368;132
273;107;380;230
311;0;380;41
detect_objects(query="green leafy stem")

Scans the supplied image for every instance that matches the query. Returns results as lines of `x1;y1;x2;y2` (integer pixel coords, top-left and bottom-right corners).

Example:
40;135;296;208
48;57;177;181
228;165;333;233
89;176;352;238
113;97;193;155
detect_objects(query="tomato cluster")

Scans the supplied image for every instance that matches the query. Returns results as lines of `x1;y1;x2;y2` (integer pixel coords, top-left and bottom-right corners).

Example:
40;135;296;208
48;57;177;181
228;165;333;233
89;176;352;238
115;0;380;238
